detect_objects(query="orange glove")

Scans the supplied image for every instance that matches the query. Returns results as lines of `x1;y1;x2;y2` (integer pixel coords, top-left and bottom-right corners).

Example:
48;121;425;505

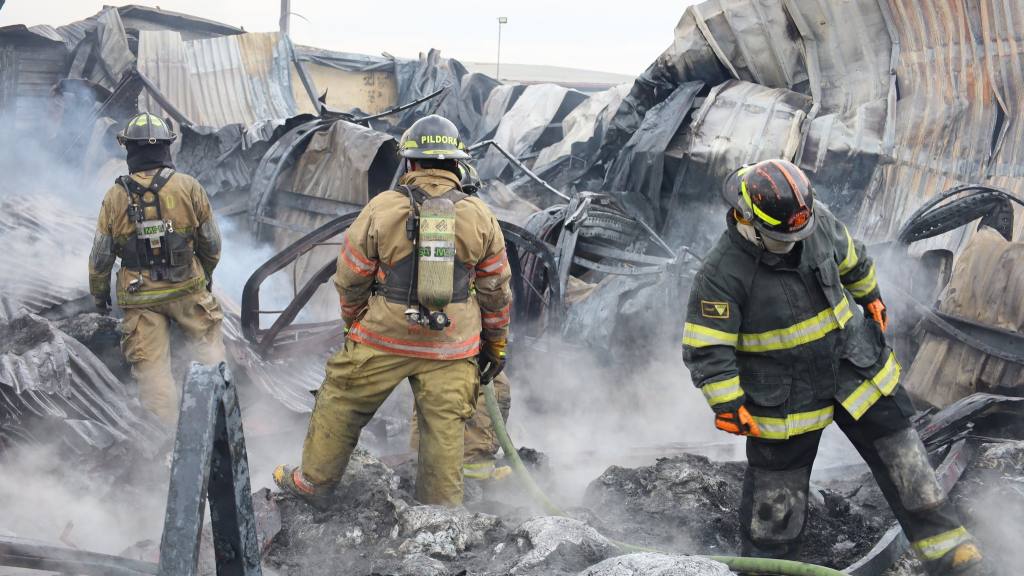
865;298;888;332
715;406;762;437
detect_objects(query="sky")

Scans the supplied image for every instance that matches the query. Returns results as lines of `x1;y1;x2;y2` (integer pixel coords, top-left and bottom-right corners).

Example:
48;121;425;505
0;1;699;76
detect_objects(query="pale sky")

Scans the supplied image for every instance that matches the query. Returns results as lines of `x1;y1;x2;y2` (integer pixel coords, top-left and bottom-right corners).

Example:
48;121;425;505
0;1;698;76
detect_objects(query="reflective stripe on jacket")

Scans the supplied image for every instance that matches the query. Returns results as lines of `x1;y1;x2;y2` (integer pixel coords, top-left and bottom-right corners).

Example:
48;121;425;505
682;207;894;439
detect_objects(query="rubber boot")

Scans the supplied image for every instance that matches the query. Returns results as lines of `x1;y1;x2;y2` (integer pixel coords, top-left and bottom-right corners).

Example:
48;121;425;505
273;465;332;510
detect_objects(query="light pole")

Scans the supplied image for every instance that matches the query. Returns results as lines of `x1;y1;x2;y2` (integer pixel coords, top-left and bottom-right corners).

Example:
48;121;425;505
497;16;508;81
280;0;290;35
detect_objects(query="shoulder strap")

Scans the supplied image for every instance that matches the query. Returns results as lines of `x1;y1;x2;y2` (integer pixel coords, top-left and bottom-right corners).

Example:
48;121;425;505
118;168;177;199
441;188;469;204
399;184;430;205
150;168;176;193
400;184;469;205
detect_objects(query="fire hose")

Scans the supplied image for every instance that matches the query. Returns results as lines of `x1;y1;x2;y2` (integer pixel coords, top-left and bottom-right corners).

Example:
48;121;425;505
481;381;846;576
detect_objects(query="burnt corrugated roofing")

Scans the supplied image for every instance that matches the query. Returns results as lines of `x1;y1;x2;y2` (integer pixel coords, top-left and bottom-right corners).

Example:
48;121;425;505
117;4;243;37
137;30;299;129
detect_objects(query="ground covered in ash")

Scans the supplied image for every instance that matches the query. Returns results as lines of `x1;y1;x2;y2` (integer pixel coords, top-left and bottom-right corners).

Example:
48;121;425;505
583;454;893;569
264;450;897;575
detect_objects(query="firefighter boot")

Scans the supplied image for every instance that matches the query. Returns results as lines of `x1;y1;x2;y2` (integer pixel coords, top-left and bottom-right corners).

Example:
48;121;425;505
926;541;988;576
463;459;513;481
273;465;332;510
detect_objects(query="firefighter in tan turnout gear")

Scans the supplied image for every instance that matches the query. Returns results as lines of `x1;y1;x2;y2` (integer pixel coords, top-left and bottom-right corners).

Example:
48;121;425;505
88;112;224;426
682;160;986;575
274;115;513;507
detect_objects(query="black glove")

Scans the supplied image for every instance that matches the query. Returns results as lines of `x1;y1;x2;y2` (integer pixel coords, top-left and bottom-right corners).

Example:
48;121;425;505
93;294;111;315
479;338;507;384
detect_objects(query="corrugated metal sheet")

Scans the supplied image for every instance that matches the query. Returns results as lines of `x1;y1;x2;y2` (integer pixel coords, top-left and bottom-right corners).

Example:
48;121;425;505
477;84;576;180
857;0;1024;246
598;0;1022;256
0;195;94;322
0;28;69;136
137;30;299;130
118;4;243;39
264;120;398;318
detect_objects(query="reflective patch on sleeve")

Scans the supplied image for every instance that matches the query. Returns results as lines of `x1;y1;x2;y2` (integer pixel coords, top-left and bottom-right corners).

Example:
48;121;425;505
838;225;859;275
701;300;730;319
682;322;739;348
702;376;744;406
845;264;878;298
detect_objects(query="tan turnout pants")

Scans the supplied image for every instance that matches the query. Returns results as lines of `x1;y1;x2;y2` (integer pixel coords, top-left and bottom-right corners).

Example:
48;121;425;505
302;339;479;505
410;371;512;464
120;290;225;425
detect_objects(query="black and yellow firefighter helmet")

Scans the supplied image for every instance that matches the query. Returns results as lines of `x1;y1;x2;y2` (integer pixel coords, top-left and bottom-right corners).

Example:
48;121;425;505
722;159;816;242
117;112;177;146
399;115;469;160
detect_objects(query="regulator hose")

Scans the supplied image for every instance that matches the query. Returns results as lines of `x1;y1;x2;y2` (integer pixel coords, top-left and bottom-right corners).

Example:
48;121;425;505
481;382;847;576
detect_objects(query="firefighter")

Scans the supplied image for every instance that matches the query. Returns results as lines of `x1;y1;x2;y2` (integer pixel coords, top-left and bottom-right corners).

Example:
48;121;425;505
274;115;512;507
682;160;985;575
409;160;513;482
88;112;224;426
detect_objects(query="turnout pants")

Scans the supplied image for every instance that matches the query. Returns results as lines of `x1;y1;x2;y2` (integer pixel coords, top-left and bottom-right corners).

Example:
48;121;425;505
120;290;225;425
302;340;479;505
410;370;512;466
740;387;974;572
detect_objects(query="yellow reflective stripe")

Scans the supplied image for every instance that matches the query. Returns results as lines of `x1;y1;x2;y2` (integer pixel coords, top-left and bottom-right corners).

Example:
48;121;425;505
682;322;739;348
702;376;743;406
736;298;852;353
741;180;782;226
464;460;497;479
842;352;901;419
913;527;971;561
750;406;834;440
843;353;901;419
838;225;859;275
845;264;878;298
422;149;461;155
401;140;419;148
118;275;205;306
872;352;901;395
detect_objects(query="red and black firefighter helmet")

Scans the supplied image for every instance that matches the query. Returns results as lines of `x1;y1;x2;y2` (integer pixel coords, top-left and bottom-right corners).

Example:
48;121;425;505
721;159;816;242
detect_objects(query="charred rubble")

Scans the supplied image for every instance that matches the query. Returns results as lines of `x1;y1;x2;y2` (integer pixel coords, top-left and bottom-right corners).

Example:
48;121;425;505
1;1;1024;575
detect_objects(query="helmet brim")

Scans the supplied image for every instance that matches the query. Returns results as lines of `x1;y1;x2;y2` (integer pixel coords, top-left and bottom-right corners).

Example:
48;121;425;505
755;212;817;242
400;149;471;160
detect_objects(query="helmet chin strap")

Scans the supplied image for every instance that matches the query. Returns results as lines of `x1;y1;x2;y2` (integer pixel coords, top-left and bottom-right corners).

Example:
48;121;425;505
736;221;796;254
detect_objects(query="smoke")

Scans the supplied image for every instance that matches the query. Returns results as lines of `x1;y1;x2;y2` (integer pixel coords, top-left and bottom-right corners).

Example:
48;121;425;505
0;443;167;554
508;338;739;505
0;90;171;557
214;216;295;309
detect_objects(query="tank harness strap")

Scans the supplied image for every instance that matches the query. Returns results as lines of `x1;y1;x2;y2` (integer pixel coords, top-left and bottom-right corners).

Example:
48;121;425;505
389;184;472;309
118;169;182;278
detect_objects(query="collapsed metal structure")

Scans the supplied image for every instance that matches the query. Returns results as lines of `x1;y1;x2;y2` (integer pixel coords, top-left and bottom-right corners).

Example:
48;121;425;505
1;0;1024;574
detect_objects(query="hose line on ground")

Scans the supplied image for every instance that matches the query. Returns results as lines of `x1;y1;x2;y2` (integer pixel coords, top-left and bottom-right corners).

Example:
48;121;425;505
481;382;847;576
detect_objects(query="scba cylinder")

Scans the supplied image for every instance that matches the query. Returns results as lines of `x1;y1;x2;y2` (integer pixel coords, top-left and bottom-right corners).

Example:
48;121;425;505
416;196;457;312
